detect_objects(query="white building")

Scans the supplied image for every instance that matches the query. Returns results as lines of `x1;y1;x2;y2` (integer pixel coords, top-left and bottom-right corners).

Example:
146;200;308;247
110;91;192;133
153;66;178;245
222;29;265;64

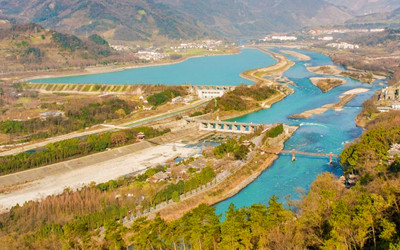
327;42;359;50
171;96;183;103
318;36;333;41
271;36;297;41
198;89;225;99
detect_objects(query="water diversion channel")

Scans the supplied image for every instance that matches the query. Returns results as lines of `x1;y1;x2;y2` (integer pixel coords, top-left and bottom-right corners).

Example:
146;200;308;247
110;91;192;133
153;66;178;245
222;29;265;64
32;48;385;215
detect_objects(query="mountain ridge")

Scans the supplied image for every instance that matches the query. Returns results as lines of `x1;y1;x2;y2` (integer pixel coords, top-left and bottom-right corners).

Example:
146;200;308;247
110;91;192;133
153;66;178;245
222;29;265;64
0;0;353;41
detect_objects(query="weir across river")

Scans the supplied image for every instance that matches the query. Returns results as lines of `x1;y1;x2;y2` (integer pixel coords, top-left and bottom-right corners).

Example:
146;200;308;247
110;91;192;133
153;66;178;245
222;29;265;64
184;117;277;134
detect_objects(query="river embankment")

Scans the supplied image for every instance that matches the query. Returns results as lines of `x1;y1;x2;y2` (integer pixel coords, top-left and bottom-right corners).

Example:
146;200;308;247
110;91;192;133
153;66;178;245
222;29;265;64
150;125;298;221
240;47;295;86
280;50;311;61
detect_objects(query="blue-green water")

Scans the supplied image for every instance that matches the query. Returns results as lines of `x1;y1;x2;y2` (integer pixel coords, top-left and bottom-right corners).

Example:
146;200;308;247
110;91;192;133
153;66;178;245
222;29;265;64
31;49;276;85
214;48;384;216
32;47;384;216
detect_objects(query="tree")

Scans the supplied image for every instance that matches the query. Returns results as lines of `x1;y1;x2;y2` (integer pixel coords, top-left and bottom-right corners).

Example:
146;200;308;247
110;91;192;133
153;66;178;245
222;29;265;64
220;204;252;249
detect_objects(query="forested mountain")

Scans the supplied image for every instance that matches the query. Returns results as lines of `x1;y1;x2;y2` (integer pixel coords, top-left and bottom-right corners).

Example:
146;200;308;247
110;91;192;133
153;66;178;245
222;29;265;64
0;0;352;40
0;22;117;73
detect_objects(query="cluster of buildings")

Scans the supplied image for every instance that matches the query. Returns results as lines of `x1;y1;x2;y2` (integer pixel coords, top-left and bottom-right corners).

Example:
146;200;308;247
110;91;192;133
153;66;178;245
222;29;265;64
39;111;64;120
110;44;136;52
148;154;241;183
171;95;195;104
379;87;400;102
376;87;400;112
326;42;360;50
188;85;236;99
261;35;297;42
135;51;169;61
309;28;385;35
318;36;334;41
170;40;224;52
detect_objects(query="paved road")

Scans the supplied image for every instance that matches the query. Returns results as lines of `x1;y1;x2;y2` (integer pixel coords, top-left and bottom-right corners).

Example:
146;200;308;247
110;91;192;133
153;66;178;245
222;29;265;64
0;99;208;156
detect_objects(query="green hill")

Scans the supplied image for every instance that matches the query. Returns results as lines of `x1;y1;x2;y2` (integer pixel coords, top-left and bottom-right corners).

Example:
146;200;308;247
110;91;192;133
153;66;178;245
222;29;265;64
0;23;115;73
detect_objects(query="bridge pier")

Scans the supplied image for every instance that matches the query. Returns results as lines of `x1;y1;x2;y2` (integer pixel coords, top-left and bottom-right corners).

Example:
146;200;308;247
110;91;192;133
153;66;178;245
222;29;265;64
292;149;296;162
329;152;333;164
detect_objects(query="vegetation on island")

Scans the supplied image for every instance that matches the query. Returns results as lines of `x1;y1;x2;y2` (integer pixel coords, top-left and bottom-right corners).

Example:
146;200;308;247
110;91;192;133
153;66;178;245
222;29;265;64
0;126;170;175
213;138;250;160
265;124;284;138
310;77;346;92
205;85;277;112
146;87;186;106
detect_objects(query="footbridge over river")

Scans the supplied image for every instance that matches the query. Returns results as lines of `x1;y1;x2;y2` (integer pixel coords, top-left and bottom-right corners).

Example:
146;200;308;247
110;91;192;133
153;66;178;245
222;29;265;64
185;117;278;134
262;148;340;164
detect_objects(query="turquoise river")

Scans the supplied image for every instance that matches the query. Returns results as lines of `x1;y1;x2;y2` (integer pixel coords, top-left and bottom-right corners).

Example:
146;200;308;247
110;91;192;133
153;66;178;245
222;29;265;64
32;48;385;216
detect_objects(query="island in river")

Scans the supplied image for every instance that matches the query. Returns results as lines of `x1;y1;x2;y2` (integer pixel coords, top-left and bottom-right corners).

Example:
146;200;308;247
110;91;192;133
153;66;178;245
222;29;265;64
310;77;347;92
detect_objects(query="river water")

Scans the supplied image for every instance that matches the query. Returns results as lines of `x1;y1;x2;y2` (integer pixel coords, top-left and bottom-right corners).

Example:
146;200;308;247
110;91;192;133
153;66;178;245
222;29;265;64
31;49;276;85
214;48;384;215
31;48;384;215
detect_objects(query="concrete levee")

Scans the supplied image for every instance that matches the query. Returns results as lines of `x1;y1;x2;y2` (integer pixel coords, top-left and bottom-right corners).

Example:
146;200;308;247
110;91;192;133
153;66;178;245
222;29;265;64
0;126;200;188
0;140;155;188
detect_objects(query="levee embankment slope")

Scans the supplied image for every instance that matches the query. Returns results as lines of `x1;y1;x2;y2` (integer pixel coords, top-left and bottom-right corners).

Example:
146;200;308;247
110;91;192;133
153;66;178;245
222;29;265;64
0;140;154;188
0;126;208;213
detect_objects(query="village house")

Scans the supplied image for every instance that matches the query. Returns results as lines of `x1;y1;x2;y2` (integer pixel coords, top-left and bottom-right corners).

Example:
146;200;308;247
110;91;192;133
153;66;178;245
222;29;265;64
40;111;64;120
149;171;170;183
171;96;183;103
136;132;145;141
379;87;400;101
326;42;359;50
388;144;400;165
142;105;153;111
171;165;188;181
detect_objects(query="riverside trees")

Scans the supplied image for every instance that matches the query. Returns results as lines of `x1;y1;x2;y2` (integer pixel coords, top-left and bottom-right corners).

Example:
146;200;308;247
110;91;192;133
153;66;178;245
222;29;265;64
0;98;136;142
0;126;170;175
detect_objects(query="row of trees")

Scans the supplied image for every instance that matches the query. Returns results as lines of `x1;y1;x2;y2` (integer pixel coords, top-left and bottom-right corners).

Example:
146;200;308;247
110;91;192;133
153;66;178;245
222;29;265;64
0;98;136;141
0;126;170;175
148;167;216;207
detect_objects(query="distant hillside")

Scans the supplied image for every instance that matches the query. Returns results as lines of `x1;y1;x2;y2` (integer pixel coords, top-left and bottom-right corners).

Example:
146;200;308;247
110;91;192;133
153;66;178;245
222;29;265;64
326;0;400;15
160;0;352;37
0;23;116;73
0;0;209;42
345;7;400;28
0;0;353;40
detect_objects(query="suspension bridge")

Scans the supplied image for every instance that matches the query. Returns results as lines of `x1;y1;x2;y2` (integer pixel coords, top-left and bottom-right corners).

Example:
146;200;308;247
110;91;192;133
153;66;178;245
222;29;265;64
262;149;339;164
